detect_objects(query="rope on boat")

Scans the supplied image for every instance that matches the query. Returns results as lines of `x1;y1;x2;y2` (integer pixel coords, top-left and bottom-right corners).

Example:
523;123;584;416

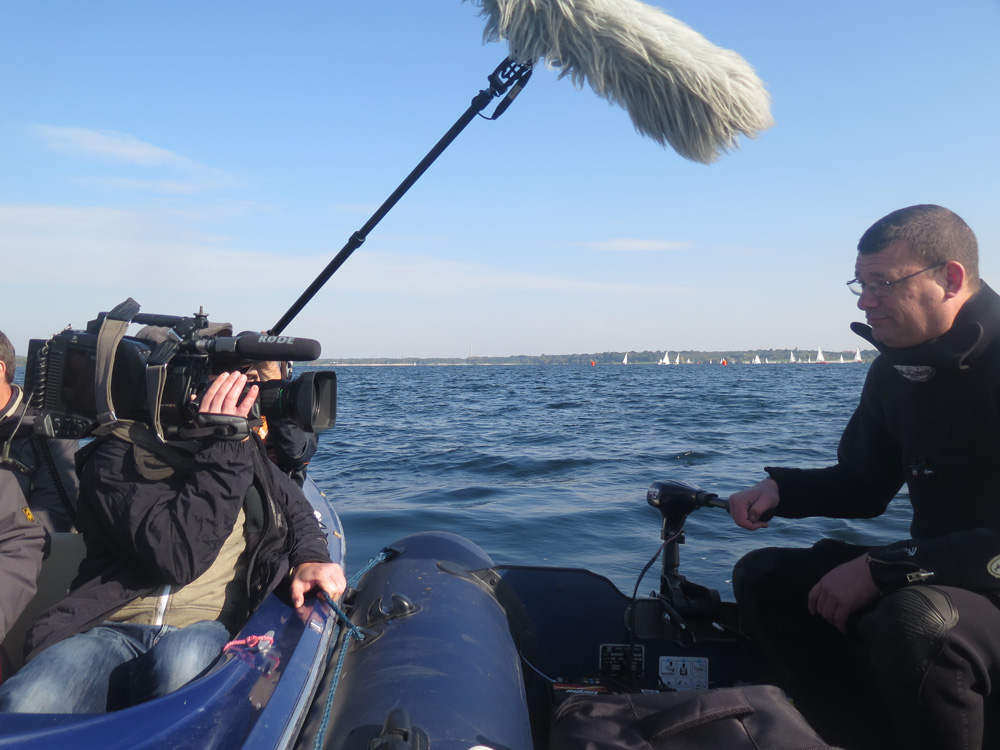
223;633;275;652
312;550;389;750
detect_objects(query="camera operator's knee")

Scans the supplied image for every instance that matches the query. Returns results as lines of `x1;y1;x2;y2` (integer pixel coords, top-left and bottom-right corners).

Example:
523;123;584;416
136;620;230;700
858;586;958;687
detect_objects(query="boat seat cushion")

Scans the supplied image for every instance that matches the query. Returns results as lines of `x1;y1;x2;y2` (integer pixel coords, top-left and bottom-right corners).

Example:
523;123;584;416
550;684;840;750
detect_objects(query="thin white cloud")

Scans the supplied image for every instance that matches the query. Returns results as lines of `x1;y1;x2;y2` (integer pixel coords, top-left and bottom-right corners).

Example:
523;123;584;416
589;238;693;252
31;126;239;194
0;204;682;298
34;126;195;168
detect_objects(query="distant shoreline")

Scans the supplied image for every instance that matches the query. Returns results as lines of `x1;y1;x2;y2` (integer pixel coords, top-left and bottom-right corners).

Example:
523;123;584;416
313;348;875;367
13;349;876;370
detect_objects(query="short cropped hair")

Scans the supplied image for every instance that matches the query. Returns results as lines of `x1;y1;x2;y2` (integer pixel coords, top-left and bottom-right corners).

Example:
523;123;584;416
0;330;14;384
858;204;980;290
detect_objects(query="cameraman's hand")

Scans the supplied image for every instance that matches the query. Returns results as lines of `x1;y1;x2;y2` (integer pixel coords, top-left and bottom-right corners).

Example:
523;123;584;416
289;561;347;608
200;371;258;418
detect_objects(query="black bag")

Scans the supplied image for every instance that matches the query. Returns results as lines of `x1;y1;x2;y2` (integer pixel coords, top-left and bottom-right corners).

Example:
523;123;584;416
550;685;841;750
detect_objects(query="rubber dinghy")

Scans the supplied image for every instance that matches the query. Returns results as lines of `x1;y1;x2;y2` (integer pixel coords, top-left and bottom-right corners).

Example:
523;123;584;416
297;481;835;750
0;478;346;750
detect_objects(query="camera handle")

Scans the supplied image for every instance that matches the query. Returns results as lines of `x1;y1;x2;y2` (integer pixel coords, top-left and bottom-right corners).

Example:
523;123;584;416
269;57;533;335
94;298;142;427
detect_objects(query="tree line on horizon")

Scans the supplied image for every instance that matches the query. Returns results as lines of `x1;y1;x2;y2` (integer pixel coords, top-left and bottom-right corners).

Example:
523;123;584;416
317;348;876;366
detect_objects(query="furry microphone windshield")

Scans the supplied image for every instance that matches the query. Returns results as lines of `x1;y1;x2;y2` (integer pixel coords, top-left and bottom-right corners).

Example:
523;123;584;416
469;0;773;163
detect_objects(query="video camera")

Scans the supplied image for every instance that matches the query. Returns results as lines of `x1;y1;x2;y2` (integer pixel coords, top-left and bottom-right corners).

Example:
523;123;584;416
23;298;336;442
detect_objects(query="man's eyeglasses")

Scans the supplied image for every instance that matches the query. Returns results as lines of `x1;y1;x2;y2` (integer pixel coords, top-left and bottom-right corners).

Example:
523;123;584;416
846;263;945;297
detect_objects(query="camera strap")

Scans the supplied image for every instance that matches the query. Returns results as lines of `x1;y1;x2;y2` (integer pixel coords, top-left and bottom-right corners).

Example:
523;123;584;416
94;298;142;427
144;340;180;443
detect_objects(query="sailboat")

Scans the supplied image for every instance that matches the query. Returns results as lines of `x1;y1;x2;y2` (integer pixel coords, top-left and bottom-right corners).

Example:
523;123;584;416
789;351;796;364
815;348;827;364
854;346;863;363
674;353;681;365
752;354;762;364
657;352;669;365
622;353;628;365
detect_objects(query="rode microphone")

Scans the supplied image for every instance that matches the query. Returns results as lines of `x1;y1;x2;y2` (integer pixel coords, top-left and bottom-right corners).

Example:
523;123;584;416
198;333;322;361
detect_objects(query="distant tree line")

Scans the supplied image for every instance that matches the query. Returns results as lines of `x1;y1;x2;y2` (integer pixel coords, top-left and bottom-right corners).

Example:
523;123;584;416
319;348;876;366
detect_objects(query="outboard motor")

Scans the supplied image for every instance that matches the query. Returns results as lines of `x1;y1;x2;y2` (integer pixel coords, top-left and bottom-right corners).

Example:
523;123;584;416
628;480;735;643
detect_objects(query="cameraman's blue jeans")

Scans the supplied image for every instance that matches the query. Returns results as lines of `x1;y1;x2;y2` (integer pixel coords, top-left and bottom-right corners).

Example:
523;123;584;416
0;620;230;713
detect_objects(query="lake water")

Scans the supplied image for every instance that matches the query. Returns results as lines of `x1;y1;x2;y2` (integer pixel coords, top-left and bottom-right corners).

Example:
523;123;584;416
306;362;914;599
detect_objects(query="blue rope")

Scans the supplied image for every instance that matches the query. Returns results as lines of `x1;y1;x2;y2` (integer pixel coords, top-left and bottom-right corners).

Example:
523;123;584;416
311;550;388;750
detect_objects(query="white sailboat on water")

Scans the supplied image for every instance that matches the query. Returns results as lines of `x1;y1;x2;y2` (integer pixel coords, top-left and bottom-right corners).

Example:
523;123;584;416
789;351;797;364
752;354;762;364
854;346;863;363
816;348;827;364
674;353;681;365
657;352;669;365
622;353;628;365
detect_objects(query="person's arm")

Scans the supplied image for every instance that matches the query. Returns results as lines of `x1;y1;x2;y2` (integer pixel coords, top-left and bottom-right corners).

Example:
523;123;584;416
266;420;318;477
0;476;46;643
747;362;905;522
800;526;1000;634
865;528;1000;592
266;461;346;605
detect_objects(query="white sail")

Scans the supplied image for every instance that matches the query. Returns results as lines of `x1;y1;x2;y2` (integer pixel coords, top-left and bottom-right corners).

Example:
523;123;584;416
854;346;863;363
674;353;681;365
622;353;628;365
816;348;826;364
752;354;762;364
789;351;796;363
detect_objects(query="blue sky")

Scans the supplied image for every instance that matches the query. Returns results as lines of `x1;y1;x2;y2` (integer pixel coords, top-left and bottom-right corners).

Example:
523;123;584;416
3;1;998;359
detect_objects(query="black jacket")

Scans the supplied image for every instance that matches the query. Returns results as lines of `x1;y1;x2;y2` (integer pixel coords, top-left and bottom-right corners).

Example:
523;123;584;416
0;385;79;533
23;433;331;661
767;283;1000;592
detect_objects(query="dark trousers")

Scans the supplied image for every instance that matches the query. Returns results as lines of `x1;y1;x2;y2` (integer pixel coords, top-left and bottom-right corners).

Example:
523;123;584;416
734;540;1000;750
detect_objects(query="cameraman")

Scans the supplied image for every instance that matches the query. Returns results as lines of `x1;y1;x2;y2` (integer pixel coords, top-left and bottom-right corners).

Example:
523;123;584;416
1;330;78;657
0;371;346;712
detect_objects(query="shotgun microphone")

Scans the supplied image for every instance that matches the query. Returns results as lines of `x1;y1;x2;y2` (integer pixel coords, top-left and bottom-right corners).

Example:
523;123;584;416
198;334;322;361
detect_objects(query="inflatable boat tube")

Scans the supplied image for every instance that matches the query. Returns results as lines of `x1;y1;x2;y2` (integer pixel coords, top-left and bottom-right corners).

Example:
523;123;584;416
304;531;532;750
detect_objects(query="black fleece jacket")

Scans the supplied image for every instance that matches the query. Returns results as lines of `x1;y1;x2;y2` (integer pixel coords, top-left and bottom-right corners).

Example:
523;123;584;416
767;282;1000;592
23;433;331;661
